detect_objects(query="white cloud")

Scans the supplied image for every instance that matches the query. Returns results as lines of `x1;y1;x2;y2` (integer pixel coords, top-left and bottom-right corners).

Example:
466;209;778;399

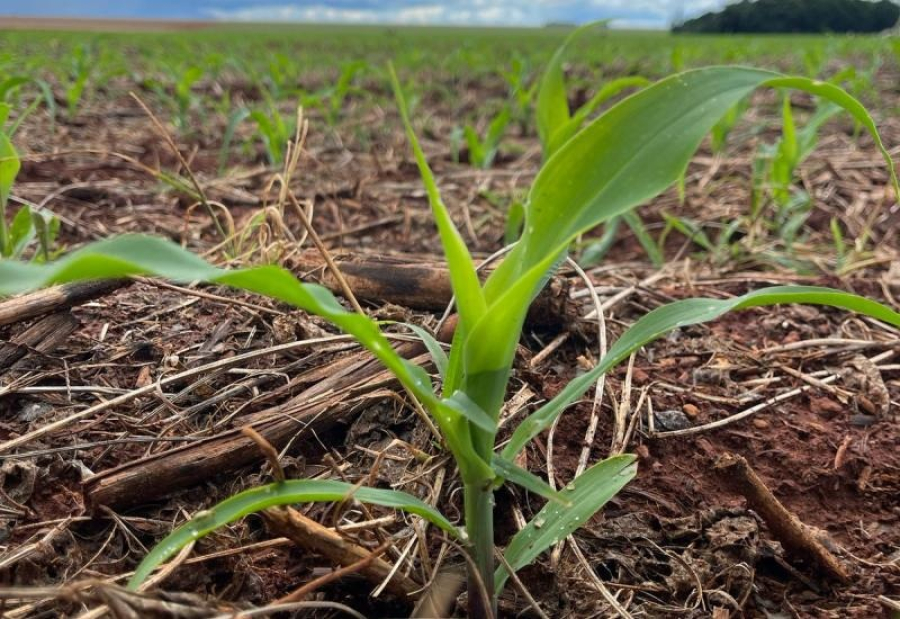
206;0;727;27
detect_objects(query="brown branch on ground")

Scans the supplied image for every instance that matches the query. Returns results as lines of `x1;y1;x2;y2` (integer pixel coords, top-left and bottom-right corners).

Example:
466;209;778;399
0;312;79;373
0;280;129;327
84;341;430;509
291;250;577;328
714;452;851;583
264;507;419;600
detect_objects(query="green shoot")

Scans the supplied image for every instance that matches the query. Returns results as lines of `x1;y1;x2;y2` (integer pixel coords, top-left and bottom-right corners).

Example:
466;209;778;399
1;66;899;619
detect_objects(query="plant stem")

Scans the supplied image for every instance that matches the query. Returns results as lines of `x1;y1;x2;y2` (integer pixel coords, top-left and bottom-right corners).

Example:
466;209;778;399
464;481;496;618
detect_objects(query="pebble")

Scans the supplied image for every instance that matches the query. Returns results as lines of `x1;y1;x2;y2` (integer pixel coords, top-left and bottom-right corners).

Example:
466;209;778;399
654;409;692;431
752;418;770;429
682;403;700;418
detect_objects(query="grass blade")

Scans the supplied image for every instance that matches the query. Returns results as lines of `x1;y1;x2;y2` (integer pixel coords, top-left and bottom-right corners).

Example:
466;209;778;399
0;234;495;484
494;454;637;593
389;64;486;330
502;286;900;459
491;455;568;505
128;479;458;589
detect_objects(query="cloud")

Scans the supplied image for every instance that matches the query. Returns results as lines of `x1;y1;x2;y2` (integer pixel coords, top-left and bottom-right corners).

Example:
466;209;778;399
204;2;534;25
204;0;727;27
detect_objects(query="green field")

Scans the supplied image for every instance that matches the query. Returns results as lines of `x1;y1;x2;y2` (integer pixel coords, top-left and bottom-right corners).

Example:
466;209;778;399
1;23;899;619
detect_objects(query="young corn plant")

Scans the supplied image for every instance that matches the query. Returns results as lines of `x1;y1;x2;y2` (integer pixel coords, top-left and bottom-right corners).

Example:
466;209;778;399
64;44;93;120
533;22;653;265
0;107;59;261
752;96;840;248
455;105;512;169
2;68;900;618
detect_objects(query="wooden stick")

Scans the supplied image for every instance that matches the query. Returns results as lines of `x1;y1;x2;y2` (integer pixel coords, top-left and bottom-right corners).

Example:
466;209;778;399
265;507;419;600
84;342;428;509
714;452;851;583
0;280;128;327
291;251;576;328
0;313;79;372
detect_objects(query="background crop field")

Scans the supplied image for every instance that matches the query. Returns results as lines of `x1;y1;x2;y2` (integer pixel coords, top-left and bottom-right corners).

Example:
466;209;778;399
1;22;899;618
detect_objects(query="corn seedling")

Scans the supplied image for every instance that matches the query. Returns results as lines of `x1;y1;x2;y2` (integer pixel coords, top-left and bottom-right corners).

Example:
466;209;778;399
752;96;840;247
173;66;204;131
250;91;296;166
710;95;750;154
0;108;59;261
0;76;56;133
501;56;538;134
64;44;93;120
457;105;512;169
535;22;654;263
323;60;367;127
1;66;899;618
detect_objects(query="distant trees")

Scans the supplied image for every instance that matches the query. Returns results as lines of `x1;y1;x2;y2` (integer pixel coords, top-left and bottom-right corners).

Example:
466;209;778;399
673;0;900;33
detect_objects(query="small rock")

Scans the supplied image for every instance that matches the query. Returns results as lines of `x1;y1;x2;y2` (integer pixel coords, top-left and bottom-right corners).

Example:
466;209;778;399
655;409;692;431
752;418;770;430
683;403;700;418
850;414;877;427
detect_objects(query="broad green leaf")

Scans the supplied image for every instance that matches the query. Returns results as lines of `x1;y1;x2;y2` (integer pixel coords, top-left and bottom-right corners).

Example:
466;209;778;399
468;67;897;382
474;67;780;380
388;64;486;331
537;21;609;157
547;75;649;156
128;479;458;589
0;235;495;485
491;455;568;505
494;454;637;593
502;286;900;459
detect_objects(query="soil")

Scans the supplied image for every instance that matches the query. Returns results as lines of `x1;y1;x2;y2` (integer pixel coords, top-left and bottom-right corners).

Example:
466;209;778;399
0;60;898;619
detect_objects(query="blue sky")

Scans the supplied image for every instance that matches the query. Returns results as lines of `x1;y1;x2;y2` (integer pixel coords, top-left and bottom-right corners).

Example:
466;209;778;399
0;0;728;29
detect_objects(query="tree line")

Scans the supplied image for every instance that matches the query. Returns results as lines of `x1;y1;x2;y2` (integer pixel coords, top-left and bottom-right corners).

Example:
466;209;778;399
673;0;899;33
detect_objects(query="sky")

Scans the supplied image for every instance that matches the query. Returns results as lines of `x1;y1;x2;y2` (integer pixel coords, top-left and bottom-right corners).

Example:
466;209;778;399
0;0;730;29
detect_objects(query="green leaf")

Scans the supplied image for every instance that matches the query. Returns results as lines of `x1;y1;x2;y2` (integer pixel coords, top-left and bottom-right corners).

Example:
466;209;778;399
8;206;34;259
495;454;637;593
0;235;495;485
622;210;663;268
463;124;484;167
765;75;900;196
0;129;19;209
469;67;897;384
400;322;448;379
502;286;900;459
537;21;609;158
443;391;497;433
389;64;486;331
474;67;780;381
128;479;458;590
491;455;568;505
548;75;649;156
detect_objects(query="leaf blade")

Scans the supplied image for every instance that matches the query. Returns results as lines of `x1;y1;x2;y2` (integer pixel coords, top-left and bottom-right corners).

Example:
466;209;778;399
502;286;900;459
128;479;458;590
494;455;637;593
